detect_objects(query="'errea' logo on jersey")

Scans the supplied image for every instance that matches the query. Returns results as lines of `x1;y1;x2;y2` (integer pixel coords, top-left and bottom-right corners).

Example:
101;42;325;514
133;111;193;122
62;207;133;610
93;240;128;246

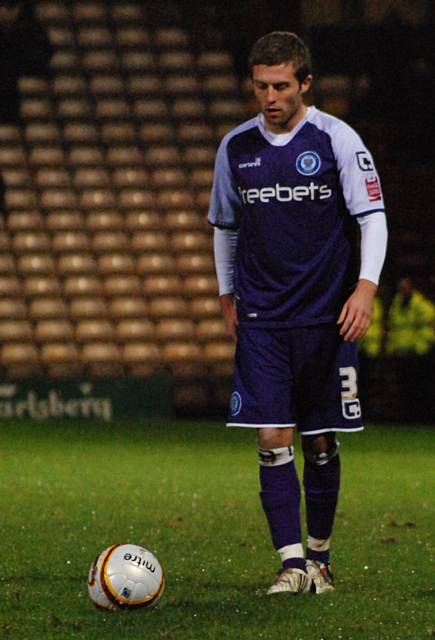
296;151;321;176
238;182;332;204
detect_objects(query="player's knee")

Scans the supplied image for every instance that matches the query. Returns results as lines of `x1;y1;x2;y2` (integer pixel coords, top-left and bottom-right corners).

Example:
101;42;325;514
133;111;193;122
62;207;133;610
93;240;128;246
258;427;294;450
302;433;340;466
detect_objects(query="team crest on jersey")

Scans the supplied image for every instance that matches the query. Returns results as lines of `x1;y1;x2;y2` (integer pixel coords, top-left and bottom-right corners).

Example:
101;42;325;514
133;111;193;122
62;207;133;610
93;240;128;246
230;392;242;416
296;151;321;176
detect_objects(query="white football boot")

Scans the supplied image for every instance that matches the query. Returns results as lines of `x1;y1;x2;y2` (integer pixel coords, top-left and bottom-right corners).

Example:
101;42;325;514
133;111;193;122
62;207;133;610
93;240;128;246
266;567;312;595
306;559;335;594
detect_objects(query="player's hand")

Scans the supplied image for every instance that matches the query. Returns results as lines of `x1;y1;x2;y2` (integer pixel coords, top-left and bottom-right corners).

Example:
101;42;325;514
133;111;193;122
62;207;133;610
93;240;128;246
220;294;239;342
337;279;377;342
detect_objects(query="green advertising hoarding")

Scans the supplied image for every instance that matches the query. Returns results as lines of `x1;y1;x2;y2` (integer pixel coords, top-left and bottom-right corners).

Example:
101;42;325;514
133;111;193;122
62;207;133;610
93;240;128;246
0;377;174;422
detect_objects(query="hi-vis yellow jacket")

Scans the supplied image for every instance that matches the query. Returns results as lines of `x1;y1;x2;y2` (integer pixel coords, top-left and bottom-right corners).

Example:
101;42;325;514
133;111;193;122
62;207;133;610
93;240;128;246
360;296;384;357
386;291;435;356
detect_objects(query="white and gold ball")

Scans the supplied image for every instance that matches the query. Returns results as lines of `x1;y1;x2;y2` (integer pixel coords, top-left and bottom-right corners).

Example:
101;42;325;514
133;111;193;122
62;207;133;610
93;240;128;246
88;543;165;610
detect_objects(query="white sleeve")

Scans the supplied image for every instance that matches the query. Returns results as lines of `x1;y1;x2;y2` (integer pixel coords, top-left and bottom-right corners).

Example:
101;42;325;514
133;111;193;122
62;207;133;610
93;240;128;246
357;211;388;285
213;227;238;295
331;121;386;217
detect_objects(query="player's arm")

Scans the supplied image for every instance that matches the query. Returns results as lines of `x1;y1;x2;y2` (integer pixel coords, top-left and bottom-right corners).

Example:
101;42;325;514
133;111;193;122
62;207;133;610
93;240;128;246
338;211;388;341
332;124;388;341
208;135;241;342
214;228;239;341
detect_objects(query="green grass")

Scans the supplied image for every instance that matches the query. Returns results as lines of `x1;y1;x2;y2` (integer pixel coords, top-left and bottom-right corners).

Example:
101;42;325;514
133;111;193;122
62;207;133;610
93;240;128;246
0;419;434;640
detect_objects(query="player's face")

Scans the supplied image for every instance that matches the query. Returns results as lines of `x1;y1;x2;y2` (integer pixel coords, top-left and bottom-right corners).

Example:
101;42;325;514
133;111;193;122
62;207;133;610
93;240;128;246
252;63;312;134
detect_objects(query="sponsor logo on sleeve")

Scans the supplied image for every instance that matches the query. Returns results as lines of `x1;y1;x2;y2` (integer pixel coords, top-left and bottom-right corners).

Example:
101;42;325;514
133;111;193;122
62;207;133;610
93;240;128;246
356;151;374;171
296;151;321;176
365;176;382;202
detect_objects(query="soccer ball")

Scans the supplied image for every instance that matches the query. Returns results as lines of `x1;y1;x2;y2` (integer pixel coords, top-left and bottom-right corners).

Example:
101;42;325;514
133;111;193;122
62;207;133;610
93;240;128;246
88;543;165;610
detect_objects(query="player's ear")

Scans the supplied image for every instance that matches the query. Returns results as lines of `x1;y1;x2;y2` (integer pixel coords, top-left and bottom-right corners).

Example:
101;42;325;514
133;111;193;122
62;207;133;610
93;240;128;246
300;74;313;95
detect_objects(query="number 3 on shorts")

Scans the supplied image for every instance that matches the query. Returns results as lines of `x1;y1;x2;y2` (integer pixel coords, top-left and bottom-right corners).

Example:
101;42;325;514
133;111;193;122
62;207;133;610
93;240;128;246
339;366;362;420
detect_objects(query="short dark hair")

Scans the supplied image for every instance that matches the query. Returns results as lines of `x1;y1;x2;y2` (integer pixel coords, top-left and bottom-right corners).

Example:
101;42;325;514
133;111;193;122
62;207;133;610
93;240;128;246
248;31;312;84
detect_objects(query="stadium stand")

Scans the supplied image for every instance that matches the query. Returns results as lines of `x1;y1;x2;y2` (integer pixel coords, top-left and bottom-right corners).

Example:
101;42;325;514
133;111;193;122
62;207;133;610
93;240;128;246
0;0;432;418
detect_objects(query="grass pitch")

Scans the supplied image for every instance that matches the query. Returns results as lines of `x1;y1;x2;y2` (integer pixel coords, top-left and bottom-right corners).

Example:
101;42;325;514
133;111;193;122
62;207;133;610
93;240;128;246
0;418;433;640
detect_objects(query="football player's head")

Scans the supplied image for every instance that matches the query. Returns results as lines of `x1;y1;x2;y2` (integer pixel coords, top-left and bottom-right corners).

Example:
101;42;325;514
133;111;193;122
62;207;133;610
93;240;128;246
248;31;312;86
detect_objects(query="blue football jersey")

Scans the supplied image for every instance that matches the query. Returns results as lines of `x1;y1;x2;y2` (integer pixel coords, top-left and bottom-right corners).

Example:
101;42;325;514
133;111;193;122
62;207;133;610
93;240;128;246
208;107;386;328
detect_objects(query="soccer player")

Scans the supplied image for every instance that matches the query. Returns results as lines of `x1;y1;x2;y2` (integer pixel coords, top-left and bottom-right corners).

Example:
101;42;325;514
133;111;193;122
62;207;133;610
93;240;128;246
208;32;388;595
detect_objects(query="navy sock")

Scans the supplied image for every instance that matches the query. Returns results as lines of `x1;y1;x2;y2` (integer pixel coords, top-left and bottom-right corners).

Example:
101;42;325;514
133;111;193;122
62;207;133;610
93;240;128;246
259;452;304;569
303;454;340;565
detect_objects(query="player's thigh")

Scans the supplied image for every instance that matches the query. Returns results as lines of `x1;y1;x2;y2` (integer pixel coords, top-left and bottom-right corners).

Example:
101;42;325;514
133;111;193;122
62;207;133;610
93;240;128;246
227;327;296;428
293;324;363;433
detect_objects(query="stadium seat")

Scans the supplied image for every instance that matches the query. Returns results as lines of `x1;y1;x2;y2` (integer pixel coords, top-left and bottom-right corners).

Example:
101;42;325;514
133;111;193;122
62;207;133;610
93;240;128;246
77;26;112;48
111;3;144;23
115;26;150;48
82;50;118;72
51;231;90;253
0;319;33;342
57;97;93;120
177;123;214;143
57;253;97;276
118;189;156;210
52;75;87;97
35;319;74;343
120;51;155;71
183;145;216;167
190;296;221;318
63;275;102;299
103;275;141;297
108;296;147;319
143;275;183;297
36;2;70;23
0;145;26;168
40;343;82;378
34;168;71;188
105;146;144;167
154;27;189;48
122;341;161;377
171;231;211;253
0;124;20;145
149;296;189;319
183;275;218;297
97;253;135;275
11;231;50;254
75;319;115;343
25;122;62;144
89;75;124;96
95;98;130;120
80;342;123;378
130;231;169;253
158;51;194;72
18;254;56;276
73;3;107;23
132;98;168;120
155;318;195;342
112;168;149;189
73;168;110;189
126;75;162;98
136;253;175;275
101;122;136;145
20;97;52;120
1;168;30;189
62;123;99;145
196;318;227;341
1;343;40;378
91;231;129;254
115;318;155;342
86;210;124;232
175;252;215;274
50;50;80;73
5;189;38;210
79;189;116;210
125;211;160;232
196;51;233;72
203;74;239;96
68;146;105;167
40;188;78;210
171;98;206;121
46;211;84;232
138;123;175;144
151;169;187;189
7;210;44;231
0;298;25;319
164;210;204;231
190;168;214;189
157;190;194;210
69;297;108;320
164;75;199;96
0;275;21;297
28;297;68;320
23;276;61;298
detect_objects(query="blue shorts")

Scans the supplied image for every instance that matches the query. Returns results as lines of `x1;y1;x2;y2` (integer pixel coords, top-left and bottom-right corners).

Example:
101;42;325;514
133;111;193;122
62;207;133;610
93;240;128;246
227;324;363;435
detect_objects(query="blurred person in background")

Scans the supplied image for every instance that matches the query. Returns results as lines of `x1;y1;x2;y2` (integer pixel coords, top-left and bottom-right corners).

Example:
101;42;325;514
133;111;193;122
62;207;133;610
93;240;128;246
386;276;435;422
0;0;53;123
